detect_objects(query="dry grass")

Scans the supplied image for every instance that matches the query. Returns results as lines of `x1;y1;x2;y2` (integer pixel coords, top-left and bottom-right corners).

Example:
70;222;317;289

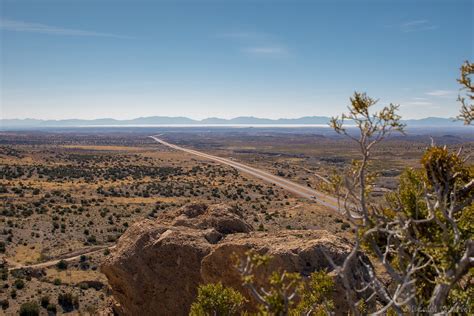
61;145;146;151
45;268;107;284
105;196;181;204
10;243;43;265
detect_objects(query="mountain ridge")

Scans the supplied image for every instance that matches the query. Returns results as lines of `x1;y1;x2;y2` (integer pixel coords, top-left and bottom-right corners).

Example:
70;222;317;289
0;115;466;128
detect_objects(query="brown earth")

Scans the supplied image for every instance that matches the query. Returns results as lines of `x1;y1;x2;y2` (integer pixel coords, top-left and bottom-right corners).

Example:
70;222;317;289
102;203;369;315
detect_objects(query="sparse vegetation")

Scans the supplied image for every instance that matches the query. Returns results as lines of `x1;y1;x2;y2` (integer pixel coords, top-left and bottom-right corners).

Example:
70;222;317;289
190;283;246;316
19;301;40;316
192;252;335;315
0;122;471;314
58;292;79;312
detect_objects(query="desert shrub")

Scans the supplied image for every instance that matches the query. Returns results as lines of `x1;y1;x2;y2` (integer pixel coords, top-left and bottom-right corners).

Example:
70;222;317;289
14;278;25;289
236;252;334;315
190;283;246;316
294;270;335;315
47;303;57;314
87;235;97;244
0;266;8;281
191;252;335;315
19;302;39;316
0;299;9;310
79;282;89;290
58;292;79;312
40;295;50;308
56;260;68;270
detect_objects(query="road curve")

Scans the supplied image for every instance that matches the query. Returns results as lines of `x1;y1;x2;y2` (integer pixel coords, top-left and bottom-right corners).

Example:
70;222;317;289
149;135;340;211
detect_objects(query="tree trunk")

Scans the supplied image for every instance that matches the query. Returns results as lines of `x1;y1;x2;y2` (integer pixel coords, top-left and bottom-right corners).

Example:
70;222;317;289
427;283;450;314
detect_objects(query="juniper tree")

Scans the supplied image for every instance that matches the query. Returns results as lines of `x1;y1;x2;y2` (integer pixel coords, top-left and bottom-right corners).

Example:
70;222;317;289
328;92;473;315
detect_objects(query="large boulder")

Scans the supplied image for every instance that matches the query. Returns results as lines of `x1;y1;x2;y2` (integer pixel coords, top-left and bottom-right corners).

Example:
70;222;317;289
102;203;367;315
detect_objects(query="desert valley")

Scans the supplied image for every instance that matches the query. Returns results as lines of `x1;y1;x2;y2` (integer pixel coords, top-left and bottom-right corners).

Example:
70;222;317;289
0;125;472;314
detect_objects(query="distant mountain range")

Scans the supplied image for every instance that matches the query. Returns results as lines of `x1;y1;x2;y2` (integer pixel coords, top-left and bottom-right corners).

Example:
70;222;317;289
0;116;466;128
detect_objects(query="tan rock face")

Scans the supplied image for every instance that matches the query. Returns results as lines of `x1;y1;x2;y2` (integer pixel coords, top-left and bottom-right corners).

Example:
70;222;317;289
102;204;366;315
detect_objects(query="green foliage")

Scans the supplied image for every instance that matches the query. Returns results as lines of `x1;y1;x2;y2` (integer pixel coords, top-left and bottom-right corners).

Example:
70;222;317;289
46;303;57;314
56;259;68;270
190;283;246;316
237;251;334;315
58;292;79;312
293;270;335;315
457;60;473;124
14;278;25;289
190;252;335;316
330;92;404;139
386;168;425;219
421;146;470;193
259;271;302;314
0;265;8;281
376;146;473;309
329;91;472;314
0;299;9;310
19;302;40;316
40;295;50;308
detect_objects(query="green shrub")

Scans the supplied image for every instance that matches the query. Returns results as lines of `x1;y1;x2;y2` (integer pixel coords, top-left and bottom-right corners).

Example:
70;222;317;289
40;295;50;308
19;302;40;316
14;278;25;289
190;283;246;316
56;260;68;270
0;299;9;310
46;303;57;314
58;292;79;312
0;267;8;281
294;270;335;314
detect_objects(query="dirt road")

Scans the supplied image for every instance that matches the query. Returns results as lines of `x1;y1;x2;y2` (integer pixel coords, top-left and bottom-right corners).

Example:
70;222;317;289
7;245;115;272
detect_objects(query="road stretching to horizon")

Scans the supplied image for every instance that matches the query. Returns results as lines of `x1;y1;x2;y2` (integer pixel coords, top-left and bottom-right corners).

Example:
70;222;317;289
150;135;340;212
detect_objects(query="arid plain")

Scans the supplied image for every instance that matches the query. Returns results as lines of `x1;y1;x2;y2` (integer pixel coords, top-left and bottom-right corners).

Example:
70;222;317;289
1;127;473;314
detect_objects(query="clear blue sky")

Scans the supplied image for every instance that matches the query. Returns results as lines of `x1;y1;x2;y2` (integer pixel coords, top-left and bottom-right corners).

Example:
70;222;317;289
1;0;472;120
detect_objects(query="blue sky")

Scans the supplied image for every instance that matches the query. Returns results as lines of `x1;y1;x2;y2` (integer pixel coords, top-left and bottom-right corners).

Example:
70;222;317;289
1;0;472;120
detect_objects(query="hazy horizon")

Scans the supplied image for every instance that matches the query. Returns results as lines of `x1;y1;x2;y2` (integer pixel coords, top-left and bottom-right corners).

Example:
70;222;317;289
0;114;464;121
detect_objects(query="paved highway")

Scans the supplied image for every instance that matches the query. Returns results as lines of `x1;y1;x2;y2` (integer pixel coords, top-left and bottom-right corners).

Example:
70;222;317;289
150;135;340;211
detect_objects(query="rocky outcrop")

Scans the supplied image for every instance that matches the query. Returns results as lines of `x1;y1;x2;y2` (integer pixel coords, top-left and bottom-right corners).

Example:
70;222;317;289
102;203;367;315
